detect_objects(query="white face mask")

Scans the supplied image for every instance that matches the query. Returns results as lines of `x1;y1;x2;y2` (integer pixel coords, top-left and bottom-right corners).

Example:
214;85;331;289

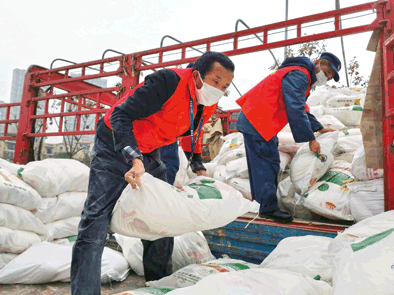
312;69;328;87
195;72;224;106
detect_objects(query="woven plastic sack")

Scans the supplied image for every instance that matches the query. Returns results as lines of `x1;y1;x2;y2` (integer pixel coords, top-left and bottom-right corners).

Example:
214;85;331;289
300;160;354;221
290;132;338;195
110;174;254;240
146;258;258;288
0;168;43;210
332;229;394;295
0;227;41;254
166;268;332;295
351;145;384;181
18;159;90;198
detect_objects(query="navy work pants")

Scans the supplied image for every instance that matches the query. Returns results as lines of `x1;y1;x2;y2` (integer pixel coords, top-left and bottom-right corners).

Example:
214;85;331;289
159;141;179;185
71;119;174;295
241;132;281;214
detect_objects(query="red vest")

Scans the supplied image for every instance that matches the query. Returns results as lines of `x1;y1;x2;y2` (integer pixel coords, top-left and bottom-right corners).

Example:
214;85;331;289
104;68;217;154
236;66;311;141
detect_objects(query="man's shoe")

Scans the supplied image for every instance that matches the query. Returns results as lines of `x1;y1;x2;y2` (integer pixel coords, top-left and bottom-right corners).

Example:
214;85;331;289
259;210;293;223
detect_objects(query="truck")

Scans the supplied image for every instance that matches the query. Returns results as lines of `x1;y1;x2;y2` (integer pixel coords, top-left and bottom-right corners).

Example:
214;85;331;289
0;1;393;293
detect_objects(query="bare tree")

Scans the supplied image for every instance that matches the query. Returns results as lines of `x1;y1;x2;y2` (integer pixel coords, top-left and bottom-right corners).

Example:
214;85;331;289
347;56;368;87
49;96;97;159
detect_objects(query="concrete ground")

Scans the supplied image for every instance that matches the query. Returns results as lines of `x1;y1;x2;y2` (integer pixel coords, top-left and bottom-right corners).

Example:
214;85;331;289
0;272;146;295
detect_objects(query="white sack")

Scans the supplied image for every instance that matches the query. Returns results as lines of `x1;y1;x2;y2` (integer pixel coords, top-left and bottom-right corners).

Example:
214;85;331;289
305;87;332;107
146;258;258;288
325;94;362;108
35;192;86;224
309;105;325;118
166;268;332;295
212;165;226;183
290;132;338;195
224;157;249;180
0;242;129;284
0;158;25;177
351;145;384;181
347;178;384;222
0;203;47;236
202;162;217;178
0;227;41;254
212;132;244;163
324;210;394;266
279;151;292;171
114;231;215;277
117;287;175;295
216;146;246;165
259;236;333;282
18;158;90;198
0;253;18;270
111;175;254;240
277;131;303;154
300;160;354;221
0;168;43;211
334;128;362;156
332;229;394;295
277;177;317;219
228;178;251;201
324;105;363;127
174;146;189;187
315;115;346;130
45;216;80;241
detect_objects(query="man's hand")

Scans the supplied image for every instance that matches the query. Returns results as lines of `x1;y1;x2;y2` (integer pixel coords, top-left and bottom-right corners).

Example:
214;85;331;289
319;127;335;134
196;170;208;177
309;140;321;154
125;158;145;189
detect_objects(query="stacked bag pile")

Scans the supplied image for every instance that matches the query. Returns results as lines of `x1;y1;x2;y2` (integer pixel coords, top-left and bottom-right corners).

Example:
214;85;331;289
0;156;255;284
0;158;130;284
179;86;385;224
114;210;394;295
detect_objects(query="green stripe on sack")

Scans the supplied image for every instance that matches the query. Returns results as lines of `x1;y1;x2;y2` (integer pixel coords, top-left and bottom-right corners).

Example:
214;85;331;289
351;228;394;252
17;167;24;179
219;263;250;271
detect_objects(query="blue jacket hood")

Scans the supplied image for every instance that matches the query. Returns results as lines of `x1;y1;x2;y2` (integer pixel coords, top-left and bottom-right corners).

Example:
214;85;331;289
278;57;317;86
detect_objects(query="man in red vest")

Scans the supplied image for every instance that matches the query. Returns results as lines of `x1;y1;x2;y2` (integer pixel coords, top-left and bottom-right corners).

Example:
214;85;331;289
71;52;234;295
236;52;341;223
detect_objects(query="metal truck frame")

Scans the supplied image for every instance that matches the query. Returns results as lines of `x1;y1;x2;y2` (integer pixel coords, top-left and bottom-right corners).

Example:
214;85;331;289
0;0;393;262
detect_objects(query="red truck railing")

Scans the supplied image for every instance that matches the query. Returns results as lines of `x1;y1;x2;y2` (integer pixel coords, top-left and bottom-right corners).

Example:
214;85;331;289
0;1;393;209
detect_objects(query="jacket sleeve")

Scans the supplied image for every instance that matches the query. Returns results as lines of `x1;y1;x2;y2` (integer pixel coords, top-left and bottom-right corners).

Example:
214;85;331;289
282;71;316;143
109;69;180;161
307;112;324;132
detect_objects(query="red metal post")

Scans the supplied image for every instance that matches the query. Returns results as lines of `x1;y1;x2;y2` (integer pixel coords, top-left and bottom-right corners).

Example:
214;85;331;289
381;0;394;210
14;72;38;164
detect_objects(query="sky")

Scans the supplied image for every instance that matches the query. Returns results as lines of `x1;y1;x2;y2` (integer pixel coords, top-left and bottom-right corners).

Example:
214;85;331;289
0;0;378;142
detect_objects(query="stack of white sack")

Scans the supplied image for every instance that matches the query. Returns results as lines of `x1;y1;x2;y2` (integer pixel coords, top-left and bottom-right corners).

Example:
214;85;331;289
0;166;45;269
327;211;394;294
333;128;363;162
113;231;216;276
309;87;366;128
18;159;90;242
0;241;129;284
351;144;384;181
110;174;255;240
347;178;384;222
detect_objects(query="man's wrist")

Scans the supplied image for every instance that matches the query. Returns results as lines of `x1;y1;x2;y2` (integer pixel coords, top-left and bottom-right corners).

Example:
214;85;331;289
122;146;143;163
